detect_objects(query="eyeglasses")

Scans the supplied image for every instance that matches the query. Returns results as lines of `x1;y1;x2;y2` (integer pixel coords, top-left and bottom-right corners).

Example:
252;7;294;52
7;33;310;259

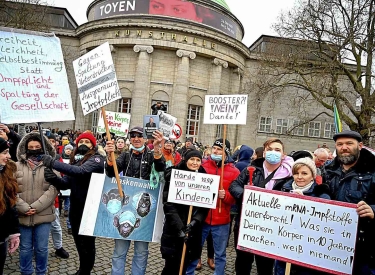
130;133;143;139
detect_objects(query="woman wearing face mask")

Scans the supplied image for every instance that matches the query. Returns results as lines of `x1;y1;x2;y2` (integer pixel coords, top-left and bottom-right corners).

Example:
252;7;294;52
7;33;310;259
161;150;209;274
229;138;294;275
42;131;104;275
274;157;330;275
0;138;20;274
15;133;59;275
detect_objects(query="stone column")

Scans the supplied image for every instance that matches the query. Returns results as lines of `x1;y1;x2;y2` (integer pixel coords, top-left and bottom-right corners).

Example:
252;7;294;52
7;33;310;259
170;49;196;140
131;45;154;128
202;58;228;145
228;67;243;146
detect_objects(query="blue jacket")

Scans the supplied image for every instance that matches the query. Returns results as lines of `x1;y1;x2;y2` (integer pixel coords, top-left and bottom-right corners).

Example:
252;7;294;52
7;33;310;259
234;145;253;172
325;148;375;261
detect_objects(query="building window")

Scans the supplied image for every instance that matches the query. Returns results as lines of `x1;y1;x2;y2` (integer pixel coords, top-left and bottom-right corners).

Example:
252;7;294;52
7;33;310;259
324;123;335;139
118;98;132;113
259;117;272;132
308;122;321;137
275;119;288;134
186;105;201;139
216;125;223;139
292;120;304;136
151;100;169;115
91;110;99;134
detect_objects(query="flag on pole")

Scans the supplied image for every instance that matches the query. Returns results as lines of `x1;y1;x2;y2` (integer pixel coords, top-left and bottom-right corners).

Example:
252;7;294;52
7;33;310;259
334;103;342;133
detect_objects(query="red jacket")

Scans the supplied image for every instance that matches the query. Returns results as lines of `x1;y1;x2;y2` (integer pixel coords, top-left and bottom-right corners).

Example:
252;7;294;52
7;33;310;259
202;158;240;225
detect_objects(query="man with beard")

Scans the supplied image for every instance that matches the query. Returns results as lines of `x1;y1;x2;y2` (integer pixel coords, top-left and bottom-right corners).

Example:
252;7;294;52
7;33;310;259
325;130;375;274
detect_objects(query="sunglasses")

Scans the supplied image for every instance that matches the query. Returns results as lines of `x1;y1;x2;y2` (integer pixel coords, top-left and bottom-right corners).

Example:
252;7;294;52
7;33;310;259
130;133;143;138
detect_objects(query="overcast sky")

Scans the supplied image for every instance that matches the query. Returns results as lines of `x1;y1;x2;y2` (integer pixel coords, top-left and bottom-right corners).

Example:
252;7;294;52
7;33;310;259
48;0;296;46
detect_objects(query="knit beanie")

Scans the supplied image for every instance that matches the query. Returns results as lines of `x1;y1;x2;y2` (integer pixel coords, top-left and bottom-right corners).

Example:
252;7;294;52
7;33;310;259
64;144;74;151
184;150;202;162
213;138;231;155
76;132;97;147
293;157;317;178
0;137;10;153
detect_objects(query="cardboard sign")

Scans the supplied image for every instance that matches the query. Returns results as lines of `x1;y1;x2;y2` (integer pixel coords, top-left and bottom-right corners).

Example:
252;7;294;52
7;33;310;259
167;169;220;209
237;186;358;275
158;111;177;140
143;115;159;139
170;123;182;139
0;28;75;123
72;42;121;115
80;174;163;242
203;95;248;124
97;110;131;137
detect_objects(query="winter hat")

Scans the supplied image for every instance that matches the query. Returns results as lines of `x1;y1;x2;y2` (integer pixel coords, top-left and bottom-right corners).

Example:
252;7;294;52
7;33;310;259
213;138;231;155
293;157;317;178
76;132;97;147
0;137;10;153
184;149;202;161
64;144;74;151
291;150;314;161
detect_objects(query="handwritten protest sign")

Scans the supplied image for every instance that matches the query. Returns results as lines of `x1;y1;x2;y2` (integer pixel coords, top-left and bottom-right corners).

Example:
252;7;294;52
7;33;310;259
158;111;177;139
167;169;220;209
80;173;164;242
237;186;358;275
0;28;75;123
72;42;121;115
203;95;248;124
97;110;131;137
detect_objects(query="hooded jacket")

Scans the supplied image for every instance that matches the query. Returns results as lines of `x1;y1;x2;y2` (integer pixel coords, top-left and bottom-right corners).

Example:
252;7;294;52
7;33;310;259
235;145;254;172
202;156;240;225
15;132;58;226
325;148;375;261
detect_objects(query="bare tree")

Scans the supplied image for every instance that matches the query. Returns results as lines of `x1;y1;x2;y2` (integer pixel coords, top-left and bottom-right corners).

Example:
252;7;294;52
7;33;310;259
0;0;50;31
251;0;375;144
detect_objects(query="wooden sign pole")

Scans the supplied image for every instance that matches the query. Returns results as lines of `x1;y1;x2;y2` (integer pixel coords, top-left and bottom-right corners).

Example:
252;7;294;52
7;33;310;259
219;124;227;213
101;107;123;198
179;205;193;275
285;262;291;275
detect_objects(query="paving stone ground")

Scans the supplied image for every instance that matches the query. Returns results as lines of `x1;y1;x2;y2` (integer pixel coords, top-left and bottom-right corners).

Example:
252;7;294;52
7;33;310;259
4;215;257;274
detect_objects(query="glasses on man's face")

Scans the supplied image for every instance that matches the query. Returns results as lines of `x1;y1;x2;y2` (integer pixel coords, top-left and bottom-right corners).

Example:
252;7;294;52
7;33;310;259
130;133;143;139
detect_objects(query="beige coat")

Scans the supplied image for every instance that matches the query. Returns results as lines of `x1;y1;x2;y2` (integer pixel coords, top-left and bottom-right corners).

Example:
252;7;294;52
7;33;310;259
15;132;58;226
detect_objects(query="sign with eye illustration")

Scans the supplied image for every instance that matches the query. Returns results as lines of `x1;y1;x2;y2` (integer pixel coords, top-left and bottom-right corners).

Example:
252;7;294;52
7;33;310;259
79;173;164;242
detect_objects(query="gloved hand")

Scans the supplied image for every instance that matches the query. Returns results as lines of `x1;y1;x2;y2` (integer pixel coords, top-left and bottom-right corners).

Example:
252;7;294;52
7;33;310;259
8;234;20;253
184;220;197;234
178;230;186;238
42;155;55;169
44;168;58;184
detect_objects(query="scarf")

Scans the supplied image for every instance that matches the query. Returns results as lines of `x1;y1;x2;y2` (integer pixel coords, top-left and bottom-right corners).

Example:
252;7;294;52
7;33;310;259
162;148;175;168
27;155;43;168
292;180;314;193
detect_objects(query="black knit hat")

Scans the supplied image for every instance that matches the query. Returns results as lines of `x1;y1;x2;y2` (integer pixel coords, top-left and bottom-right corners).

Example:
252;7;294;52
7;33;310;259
213;138;231;155
0;137;10;153
184;150;202;161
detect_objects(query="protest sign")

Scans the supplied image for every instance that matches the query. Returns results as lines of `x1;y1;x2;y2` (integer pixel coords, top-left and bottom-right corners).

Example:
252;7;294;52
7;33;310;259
72;42;121;116
97;110;131;137
143;115;159;139
203;95;248;124
80;173;163;242
170;123;182;139
158;111;177;139
0;28;75;124
167;169;220;209
237;186;358;275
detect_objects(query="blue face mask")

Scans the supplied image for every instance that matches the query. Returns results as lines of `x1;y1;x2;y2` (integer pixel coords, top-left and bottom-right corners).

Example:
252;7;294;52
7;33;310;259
265;151;282;165
211;154;222;162
107;199;122;214
130;145;145;152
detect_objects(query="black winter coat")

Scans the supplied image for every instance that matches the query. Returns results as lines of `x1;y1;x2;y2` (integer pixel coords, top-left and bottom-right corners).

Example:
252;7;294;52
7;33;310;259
160;162;209;261
49;152;105;220
106;147;165;180
0;197;19;243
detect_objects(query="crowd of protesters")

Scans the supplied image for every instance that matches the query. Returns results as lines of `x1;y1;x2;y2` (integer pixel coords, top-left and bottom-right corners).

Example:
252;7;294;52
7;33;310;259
0;121;374;275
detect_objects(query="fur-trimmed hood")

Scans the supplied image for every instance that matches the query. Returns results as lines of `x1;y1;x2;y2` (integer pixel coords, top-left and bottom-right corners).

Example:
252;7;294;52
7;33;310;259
16;132;56;162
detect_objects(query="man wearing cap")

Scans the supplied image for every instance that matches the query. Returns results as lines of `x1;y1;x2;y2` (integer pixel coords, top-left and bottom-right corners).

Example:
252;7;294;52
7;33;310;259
105;126;165;275
186;138;240;275
325;130;375;274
